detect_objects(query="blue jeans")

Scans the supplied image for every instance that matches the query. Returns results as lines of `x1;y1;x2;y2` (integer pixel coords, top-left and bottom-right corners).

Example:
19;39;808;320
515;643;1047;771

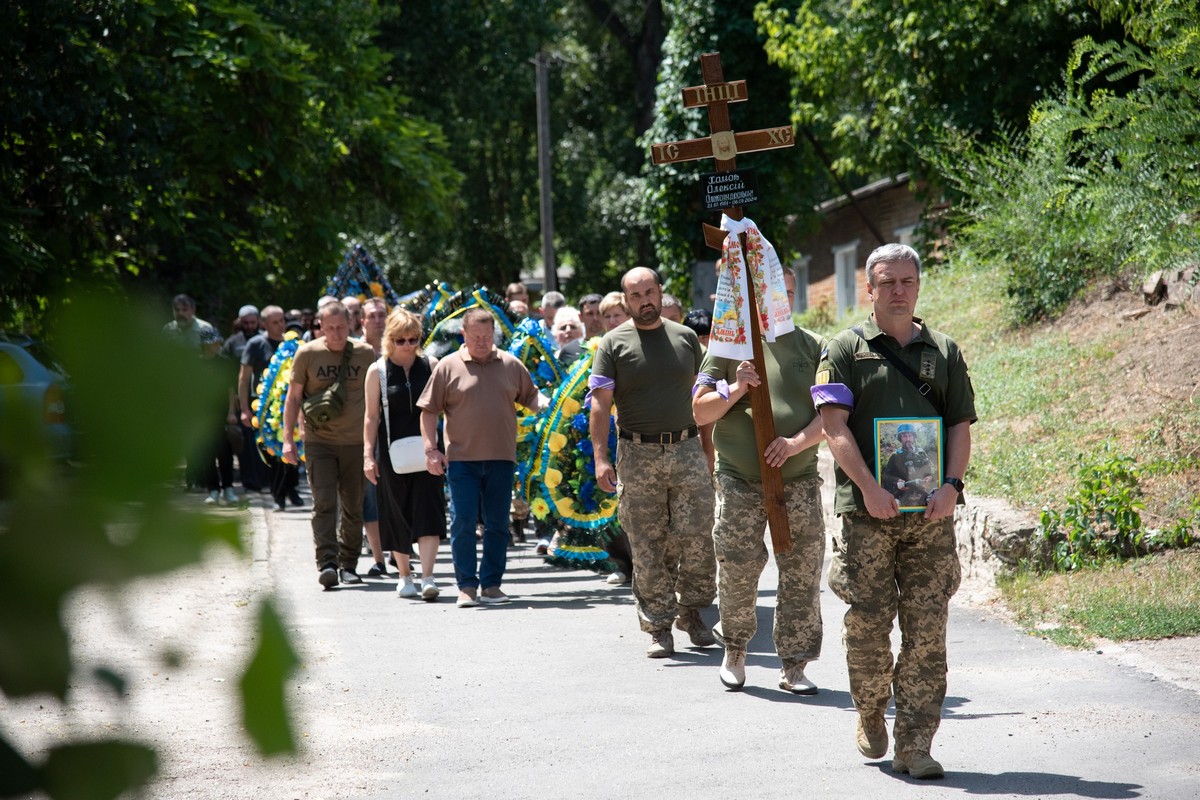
447;460;515;591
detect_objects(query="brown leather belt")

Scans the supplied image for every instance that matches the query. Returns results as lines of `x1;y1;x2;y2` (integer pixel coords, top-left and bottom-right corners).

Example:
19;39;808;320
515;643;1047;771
618;425;699;445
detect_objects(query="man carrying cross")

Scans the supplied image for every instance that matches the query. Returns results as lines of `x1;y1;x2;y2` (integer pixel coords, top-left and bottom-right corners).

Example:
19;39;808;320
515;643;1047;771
589;267;718;659
693;266;827;693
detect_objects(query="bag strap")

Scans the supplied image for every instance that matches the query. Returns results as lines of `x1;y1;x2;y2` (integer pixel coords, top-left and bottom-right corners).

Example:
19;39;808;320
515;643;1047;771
851;326;944;417
377;356;392;445
323;341;355;401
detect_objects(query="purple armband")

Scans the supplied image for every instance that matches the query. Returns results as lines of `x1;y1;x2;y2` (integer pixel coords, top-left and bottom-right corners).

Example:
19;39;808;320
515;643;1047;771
585;374;615;404
811;382;854;409
691;373;730;399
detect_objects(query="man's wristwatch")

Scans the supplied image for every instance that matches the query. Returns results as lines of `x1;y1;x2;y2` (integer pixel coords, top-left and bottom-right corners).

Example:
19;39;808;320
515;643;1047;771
943;477;964;492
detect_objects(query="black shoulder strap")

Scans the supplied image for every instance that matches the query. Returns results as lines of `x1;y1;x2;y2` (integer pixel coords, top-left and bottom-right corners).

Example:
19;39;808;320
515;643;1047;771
337;341;354;376
329;342;355;399
851;326;944;417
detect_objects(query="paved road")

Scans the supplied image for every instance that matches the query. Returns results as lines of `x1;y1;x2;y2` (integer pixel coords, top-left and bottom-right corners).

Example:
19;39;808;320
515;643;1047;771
257;495;1199;800
9;488;1193;800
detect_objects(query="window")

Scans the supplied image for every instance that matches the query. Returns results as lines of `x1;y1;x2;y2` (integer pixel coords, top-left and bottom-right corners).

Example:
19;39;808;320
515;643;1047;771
894;224;917;247
833;241;860;316
792;258;810;313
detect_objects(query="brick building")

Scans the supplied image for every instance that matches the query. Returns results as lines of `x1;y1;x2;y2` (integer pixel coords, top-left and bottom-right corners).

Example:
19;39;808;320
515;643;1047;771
789;174;925;315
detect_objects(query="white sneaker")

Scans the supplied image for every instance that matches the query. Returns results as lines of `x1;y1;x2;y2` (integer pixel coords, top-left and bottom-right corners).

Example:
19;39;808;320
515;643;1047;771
204;490;220;505
605;570;629;585
397;577;420;598
720;648;746;690
420;576;440;600
222;487;239;504
779;659;818;695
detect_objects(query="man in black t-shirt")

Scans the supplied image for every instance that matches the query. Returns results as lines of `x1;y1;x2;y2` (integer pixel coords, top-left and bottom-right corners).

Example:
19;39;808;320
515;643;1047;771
239;305;300;511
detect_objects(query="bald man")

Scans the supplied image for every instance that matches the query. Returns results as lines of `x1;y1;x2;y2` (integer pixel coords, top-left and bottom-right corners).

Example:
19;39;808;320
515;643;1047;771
589;267;717;659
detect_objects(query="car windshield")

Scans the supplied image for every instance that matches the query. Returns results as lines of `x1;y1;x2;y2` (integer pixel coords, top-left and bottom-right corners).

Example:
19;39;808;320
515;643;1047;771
23;340;68;378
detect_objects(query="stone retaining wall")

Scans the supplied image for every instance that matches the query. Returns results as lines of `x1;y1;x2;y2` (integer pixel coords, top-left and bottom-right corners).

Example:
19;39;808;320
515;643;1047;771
818;448;1037;585
954;497;1039;582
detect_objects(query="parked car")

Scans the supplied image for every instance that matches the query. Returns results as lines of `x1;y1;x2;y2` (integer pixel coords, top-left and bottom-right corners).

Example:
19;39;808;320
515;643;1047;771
0;333;73;462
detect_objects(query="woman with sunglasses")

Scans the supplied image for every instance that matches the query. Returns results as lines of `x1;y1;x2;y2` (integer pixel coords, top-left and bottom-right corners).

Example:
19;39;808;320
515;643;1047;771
363;309;446;600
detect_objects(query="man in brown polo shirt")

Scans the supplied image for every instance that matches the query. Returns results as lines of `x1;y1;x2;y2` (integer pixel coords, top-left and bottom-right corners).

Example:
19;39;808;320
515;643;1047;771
282;301;376;590
419;308;545;608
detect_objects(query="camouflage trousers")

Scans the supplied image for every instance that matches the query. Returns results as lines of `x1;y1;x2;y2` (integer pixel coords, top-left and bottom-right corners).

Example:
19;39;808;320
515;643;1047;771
827;512;961;754
616;436;716;633
713;473;825;662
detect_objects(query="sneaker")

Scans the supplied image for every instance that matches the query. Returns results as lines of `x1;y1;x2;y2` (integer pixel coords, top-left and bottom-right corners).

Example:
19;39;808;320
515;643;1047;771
421;576;440;601
535;537;551;555
892;750;944;780
646;630;674;659
366;561;388;578
222;487;239;504
456;589;479;608
720;648;746;690
605;570;629;585
779;659;818;695
856;711;889;759
674;609;717;647
479;587;511;605
288;490;304;507
397;576;420;598
338;568;362;585
318;564;338;590
204;490;220;505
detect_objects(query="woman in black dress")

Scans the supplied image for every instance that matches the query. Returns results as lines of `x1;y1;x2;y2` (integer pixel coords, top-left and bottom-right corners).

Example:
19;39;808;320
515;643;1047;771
363;309;446;600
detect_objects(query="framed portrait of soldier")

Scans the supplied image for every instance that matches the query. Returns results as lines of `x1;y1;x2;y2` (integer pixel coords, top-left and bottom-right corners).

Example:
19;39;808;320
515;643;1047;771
874;417;943;512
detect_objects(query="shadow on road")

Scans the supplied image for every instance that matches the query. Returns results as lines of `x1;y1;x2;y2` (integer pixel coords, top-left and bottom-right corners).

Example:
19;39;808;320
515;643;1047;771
868;763;1142;797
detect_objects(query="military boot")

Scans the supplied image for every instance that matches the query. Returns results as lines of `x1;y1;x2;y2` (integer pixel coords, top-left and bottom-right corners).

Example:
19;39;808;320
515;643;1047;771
674;608;717;647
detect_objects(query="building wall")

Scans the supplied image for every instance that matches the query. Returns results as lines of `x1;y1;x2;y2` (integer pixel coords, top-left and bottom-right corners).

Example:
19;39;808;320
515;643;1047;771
794;177;924;315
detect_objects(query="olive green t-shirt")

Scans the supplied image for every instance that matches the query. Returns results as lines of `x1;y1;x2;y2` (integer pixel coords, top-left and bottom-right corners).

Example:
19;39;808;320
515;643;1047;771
700;328;825;484
591;319;703;434
291;337;376;446
815;314;977;514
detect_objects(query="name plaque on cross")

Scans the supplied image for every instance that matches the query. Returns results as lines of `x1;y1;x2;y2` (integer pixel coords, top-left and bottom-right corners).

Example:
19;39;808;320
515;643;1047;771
702;168;758;211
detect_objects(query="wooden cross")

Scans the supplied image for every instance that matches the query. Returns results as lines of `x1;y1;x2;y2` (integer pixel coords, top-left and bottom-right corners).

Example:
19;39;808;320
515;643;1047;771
650;52;795;554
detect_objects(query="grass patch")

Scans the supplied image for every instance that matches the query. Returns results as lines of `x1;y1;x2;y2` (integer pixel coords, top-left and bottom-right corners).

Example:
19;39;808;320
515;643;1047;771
999;549;1200;647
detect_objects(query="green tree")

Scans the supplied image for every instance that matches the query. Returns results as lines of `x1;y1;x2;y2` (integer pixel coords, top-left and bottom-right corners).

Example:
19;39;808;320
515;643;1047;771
372;1;665;298
0;0;459;333
755;0;1115;180
929;0;1200;322
643;0;824;294
374;1;556;292
549;0;666;296
0;296;298;798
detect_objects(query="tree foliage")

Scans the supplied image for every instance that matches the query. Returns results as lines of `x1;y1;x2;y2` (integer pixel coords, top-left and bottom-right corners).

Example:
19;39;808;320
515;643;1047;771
373;1;555;291
373;0;670;299
644;0;826;294
755;0;1114;180
928;0;1200;321
0;0;459;332
0;295;299;798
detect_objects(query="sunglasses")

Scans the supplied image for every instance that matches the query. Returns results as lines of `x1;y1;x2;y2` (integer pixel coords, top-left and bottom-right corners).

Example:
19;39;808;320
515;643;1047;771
393;336;420;346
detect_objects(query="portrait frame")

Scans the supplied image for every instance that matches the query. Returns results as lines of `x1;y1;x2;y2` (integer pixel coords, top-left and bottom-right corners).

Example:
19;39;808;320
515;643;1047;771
874;417;944;512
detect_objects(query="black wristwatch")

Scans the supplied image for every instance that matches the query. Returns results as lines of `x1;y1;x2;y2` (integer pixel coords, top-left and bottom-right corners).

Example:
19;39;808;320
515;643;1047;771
943;477;964;492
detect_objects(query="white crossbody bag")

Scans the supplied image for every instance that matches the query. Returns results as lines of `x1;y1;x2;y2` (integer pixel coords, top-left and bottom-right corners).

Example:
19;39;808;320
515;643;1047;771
379;356;427;474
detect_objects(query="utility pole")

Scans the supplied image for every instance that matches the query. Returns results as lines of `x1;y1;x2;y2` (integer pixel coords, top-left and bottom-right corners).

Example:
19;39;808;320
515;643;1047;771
535;51;557;293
